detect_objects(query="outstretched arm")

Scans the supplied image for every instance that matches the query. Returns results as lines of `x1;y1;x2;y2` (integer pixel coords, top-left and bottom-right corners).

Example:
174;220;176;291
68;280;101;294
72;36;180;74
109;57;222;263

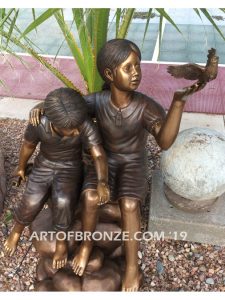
153;81;206;150
90;144;110;205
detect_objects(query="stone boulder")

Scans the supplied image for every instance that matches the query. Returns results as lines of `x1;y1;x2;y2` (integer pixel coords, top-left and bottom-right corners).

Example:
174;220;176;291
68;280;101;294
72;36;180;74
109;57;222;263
161;128;225;201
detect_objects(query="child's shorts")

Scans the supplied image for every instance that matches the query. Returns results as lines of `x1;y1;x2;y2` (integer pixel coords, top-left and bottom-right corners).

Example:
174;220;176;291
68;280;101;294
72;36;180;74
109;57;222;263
14;154;83;231
82;152;148;203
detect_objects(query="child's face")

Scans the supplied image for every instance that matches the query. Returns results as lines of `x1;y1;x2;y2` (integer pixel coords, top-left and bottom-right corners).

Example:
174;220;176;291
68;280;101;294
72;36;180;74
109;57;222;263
111;51;142;91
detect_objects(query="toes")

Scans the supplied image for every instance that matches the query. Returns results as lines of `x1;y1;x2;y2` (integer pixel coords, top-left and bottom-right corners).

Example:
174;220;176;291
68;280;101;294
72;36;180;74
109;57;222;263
75;266;79;275
75;265;81;275
56;261;59;269
72;258;77;269
62;259;66;268
121;285;138;292
52;260;56;269
58;261;62;269
75;266;80;276
4;246;14;256
78;267;83;277
61;260;64;268
54;255;68;269
72;263;78;274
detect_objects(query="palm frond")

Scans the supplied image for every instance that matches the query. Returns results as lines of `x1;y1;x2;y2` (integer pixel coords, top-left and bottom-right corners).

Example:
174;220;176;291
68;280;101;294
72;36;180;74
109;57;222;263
199;8;225;41
54;10;86;81
72;8;94;92
141;9;153;48
156;8;182;35
19;8;60;39
91;9;110;91
117;8;135;38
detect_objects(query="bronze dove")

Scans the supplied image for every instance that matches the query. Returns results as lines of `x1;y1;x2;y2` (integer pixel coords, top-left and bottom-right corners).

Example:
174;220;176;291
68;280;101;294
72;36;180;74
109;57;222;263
167;48;219;83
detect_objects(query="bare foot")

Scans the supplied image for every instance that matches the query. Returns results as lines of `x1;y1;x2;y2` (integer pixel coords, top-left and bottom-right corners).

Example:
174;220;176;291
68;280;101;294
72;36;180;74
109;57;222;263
122;266;143;292
4;231;21;256
72;243;92;276
52;240;68;269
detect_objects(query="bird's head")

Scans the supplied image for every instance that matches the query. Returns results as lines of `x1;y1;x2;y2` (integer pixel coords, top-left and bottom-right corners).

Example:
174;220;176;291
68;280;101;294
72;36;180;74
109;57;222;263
210;55;219;65
207;48;219;65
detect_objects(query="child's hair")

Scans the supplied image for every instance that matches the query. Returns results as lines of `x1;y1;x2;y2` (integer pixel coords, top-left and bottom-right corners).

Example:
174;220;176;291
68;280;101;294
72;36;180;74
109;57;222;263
44;87;87;129
97;39;141;85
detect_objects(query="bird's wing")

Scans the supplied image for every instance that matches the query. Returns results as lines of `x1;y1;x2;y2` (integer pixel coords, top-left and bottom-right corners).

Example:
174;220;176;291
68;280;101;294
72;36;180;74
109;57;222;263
167;64;204;80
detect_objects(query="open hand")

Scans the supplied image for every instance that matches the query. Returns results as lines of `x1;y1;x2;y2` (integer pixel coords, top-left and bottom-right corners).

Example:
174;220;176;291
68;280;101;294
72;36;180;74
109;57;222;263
173;81;207;102
12;168;26;187
13;168;26;181
29;108;43;126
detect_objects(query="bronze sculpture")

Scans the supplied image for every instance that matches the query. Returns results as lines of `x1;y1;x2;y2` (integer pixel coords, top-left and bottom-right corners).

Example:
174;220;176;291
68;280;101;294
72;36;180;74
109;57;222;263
29;39;209;291
4;88;109;269
30;206;123;291
167;48;218;83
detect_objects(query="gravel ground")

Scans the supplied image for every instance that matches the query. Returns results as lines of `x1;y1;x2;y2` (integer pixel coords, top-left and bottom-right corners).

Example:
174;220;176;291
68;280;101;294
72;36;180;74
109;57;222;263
0;118;225;292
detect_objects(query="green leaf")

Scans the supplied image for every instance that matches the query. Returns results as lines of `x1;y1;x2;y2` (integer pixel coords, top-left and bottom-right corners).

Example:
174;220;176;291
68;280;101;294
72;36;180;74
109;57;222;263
156;8;182;34
117;8;135;38
4;210;13;224
72;8;95;92
31;8;38;34
0;8;14;27
193;8;202;19
158;14;163;53
85;8;94;42
0;8;6;20
0;8;15;45
116;8;122;37
141;9;153;48
5;9;19;48
54;10;86;82
19;8;60;39
92;9;109;91
53;12;76;61
199;8;225;41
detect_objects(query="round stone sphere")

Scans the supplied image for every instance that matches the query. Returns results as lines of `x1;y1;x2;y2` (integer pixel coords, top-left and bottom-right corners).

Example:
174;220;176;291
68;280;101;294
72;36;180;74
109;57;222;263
161;127;225;201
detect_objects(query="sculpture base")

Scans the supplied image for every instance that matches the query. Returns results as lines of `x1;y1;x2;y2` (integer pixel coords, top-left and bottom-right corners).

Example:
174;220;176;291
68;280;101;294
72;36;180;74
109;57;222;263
164;184;218;213
148;170;225;246
30;208;123;291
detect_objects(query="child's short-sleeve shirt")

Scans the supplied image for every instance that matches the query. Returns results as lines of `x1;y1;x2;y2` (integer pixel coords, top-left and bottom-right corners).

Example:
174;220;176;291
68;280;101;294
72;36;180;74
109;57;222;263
84;90;166;155
24;116;101;162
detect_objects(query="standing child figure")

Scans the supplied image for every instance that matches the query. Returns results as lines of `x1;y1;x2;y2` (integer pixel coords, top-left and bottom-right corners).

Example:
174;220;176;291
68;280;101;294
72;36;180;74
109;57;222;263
4;88;109;269
29;39;206;291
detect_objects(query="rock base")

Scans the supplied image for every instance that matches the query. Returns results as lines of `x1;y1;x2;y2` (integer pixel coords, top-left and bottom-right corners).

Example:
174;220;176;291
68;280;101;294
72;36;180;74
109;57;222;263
31;206;123;291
